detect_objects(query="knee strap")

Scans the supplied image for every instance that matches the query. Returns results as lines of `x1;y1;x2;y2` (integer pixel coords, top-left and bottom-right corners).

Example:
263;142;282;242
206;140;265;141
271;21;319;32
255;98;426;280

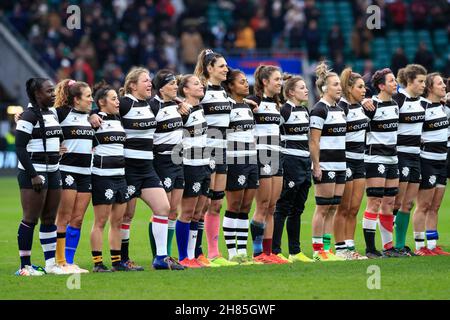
315;197;334;205
366;187;385;198
331;196;342;205
210;191;225;200
384;187;399;197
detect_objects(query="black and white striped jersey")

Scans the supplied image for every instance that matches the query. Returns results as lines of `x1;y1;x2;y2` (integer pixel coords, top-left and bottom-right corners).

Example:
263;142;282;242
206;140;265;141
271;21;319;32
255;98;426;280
310;99;347;171
16;104;63;172
393;88;425;155
445;104;450;148
280;100;309;158
420;99;449;161
249;95;281;153
58;106;94;175
364;96;399;164
226;99;257;164
92;112;126;176
150;96;184;156
120;94;157;165
182;104;209;166
339;98;369;160
200;84;232;151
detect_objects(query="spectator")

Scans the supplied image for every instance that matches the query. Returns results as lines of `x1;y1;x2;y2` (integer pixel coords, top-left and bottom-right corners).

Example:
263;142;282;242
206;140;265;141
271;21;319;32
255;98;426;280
351;17;373;59
333;53;346;75
254;17;273;49
327;24;345;60
180;24;204;72
234;20;256;50
71;58;95;86
391;47;409;75
388;0;407;30
362;60;376;96
429;0;448;29
303;19;320;61
289;21;303;49
414;42;434;72
411;0;429;29
304;0;320;24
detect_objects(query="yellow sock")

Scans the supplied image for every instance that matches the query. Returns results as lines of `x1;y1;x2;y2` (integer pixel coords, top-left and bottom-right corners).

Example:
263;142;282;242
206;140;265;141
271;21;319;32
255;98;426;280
56;233;66;265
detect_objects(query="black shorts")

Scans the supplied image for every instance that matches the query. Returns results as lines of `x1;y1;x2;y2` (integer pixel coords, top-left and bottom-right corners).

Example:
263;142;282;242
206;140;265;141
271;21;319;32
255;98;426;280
258;150;282;179
226;164;259;191
208;148;227;175
313;170;346;184
346;158;366;182
125;161;163;198
420;158;447;190
183;165;211;197
91;174;129;206
447;149;450;179
398;153;421;183
18;169;61;190
282;154;311;187
154;154;184;192
61;171;91;193
365;162;399;180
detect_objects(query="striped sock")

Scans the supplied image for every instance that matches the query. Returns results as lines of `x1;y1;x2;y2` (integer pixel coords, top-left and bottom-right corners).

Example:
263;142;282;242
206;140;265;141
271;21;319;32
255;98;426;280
167;219;176;256
176;220;190;261
188;221;199;260
56;232;66;265
345;239;355;251
39;224;57;267
414;231;425;250
323;233;332;251
426;230;438;250
250;220;265;257
195;219;204;258
92;251;102;266
152;215;168;257
120;223;130;262
65;226;81;264
335;242;347;252
363;211;378;251
379;214;394;250
18;221;36;268
236;212;249;256
223;211;238;259
312;236;323;252
110;249;121;267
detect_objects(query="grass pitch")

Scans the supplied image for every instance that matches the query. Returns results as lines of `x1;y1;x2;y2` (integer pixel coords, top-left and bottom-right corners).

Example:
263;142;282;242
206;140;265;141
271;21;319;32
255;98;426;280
1;177;449;300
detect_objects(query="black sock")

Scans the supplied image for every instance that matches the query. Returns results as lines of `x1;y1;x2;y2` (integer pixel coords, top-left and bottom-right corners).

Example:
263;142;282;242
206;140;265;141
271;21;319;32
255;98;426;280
92;251;103;266
18;220;36;268
287;213;301;255
110;250;121;267
363;229;377;252
272;207;287;255
195;219;204;258
121;239;129;262
250;220;265;257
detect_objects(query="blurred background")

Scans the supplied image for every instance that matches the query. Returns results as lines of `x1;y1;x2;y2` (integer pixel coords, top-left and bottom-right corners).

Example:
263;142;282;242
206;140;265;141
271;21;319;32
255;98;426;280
0;0;449;173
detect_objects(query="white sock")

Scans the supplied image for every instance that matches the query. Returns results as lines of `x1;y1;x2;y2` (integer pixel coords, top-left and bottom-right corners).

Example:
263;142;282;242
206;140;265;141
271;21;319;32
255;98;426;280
152;215;168;256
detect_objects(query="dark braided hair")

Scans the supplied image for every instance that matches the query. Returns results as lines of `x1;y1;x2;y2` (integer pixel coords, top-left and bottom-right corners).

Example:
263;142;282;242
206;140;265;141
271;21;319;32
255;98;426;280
25;78;51;165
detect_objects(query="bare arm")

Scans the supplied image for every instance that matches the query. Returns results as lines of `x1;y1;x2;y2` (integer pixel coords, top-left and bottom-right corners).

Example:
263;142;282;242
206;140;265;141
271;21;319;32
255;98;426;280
309;128;322;181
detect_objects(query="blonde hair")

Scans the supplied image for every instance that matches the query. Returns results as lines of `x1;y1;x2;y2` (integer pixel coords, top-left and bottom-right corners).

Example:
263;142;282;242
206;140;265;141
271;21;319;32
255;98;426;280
315;61;338;96
423;72;442;98
176;74;196;98
119;67;150;96
54;79;89;108
340;68;363;100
